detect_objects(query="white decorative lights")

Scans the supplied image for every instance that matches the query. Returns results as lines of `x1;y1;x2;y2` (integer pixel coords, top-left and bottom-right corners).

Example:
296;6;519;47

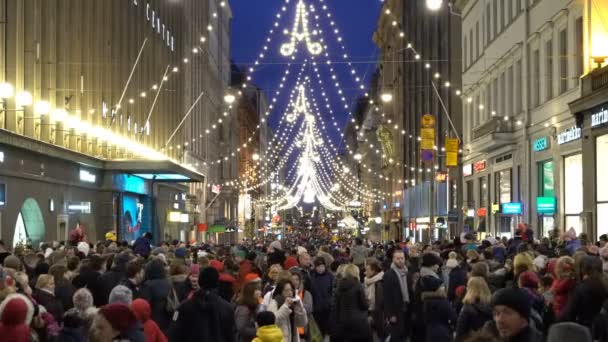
280;0;323;56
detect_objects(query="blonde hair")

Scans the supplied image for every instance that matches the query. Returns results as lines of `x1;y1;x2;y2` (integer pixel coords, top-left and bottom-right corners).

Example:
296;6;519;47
555;256;575;279
448;251;458;259
514;252;534;274
463;276;492;305
342;264;360;281
36;274;54;290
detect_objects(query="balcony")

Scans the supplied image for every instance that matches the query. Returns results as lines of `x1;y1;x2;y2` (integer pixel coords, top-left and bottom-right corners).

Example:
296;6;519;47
469;117;517;153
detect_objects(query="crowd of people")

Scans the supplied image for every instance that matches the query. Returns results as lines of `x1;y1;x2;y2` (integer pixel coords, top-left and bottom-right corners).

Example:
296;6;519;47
0;224;607;341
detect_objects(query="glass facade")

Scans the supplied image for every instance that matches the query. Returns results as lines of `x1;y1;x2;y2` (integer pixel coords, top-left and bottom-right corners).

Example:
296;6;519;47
564;154;583;235
598;135;608;237
538;161;555;236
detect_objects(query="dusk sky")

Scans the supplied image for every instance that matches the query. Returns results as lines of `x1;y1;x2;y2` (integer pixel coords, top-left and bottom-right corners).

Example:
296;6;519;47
230;0;383;147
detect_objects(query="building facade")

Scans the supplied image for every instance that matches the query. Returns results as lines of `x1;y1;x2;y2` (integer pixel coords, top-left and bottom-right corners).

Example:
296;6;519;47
0;0;232;246
374;0;462;243
455;0;590;238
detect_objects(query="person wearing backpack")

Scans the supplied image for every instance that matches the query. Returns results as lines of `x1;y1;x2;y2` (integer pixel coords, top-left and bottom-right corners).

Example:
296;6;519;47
455;277;493;341
138;258;173;332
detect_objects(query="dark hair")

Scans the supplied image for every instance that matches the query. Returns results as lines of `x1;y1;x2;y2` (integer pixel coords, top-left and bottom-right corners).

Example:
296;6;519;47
313;257;325;267
67;256;80;272
236;280;262;309
366;258;382;274
89;255;105;271
256;311;276;327
356;238;363;245
540;274;553;288
470;262;489;279
48;264;68;286
273;278;295;307
580;255;603;280
125;259;143;279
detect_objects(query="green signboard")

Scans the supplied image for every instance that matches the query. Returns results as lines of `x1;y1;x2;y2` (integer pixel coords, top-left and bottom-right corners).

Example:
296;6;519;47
533;137;549;152
537;197;556;214
539;161;555;198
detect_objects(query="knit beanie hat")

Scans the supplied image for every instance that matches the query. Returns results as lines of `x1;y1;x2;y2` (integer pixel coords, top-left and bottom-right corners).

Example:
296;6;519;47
0;293;34;342
244;273;262;283
209;260;224;273
108;285;133;305
3;255;21;271
419;275;444;293
175;247;187;259
189;264;201;277
77;242;90;257
269;241;282;251
73;288;94;313
492;288;531;319
519;271;540;289
445;258;459;269
99;303;136;335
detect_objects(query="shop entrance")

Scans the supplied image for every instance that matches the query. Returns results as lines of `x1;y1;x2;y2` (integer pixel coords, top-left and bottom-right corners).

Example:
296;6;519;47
13;198;45;247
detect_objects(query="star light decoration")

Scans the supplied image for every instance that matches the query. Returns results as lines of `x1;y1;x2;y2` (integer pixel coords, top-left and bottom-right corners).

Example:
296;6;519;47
280;0;323;56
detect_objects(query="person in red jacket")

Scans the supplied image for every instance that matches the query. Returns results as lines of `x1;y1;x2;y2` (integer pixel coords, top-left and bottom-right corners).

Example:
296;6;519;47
131;299;167;342
551;256;576;317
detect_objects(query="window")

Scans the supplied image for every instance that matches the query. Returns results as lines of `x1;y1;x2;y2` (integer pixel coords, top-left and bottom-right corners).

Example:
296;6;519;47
464;37;468;68
480;177;488;208
493;78;498;115
497;169;512;204
500;0;505;30
538;161;555;197
486;4;492;45
467;180;475;207
470;29;474;65
598;135;608;236
531;49;540;108
546;39;554;100
500;71;506;115
476;22;480;58
565;154;583;235
559;29;568;94
493;0;498;38
507;65;514;115
575;17;584;80
515;59;522;113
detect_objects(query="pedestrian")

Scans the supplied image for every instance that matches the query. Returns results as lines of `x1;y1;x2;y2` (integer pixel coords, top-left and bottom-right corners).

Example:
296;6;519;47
267;278;308;342
560;255;607;329
33;273;64;323
138;258;173;332
350;238;368;278
551;256;575;318
175;264;199;302
100;252;133;305
59;309;88;342
364;258;386;341
120;259;144;297
455;276;493;341
133;233;153;258
419;274;456;342
168;267;235;342
235;273;263;342
91;302;138;342
0;293;34;342
49;263;76;311
252;311;284;342
482;288;543;341
382;249;410;340
330;263;372;342
289;268;313;340
131;298;168;342
72;254;107;307
268;241;286;267
310;256;333;337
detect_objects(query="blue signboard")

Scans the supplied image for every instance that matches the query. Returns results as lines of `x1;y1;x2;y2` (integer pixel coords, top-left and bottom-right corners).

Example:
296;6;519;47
502;202;523;215
533;137;549;152
537;197;557;214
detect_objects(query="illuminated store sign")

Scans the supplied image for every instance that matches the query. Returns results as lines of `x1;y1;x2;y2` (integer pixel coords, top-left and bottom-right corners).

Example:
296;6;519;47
533;137;549;152
557;127;581;145
132;1;176;52
591;106;608;128
79;169;96;183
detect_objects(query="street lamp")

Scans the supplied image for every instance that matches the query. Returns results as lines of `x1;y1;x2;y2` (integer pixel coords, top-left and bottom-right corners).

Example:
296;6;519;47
381;92;393;103
15;91;33;108
426;0;443;11
34;101;51;116
0;83;14;99
224;92;236;104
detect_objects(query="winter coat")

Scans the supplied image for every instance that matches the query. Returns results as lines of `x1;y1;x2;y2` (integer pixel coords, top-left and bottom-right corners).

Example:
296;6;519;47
364;272;386;339
382;267;409;318
448;265;468;301
565;239;582;256
100;267;128;305
560;277;607;328
422;291;456;342
268;297;308;342
237;260;254;292
482;321;543;342
252;325;284;342
133;236;152;257
330;276;372;342
310;270;333;314
551;277;576;317
33;289;64;323
72;267;106;307
168;290;235;342
120;279;140;298
58;327;87;342
54;281;75;312
234;305;257;342
455;302;493;341
138;261;173;331
131;299;168;342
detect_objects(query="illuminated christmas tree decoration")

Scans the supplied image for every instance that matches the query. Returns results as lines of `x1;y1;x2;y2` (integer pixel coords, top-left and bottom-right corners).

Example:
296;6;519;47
280;0;323;56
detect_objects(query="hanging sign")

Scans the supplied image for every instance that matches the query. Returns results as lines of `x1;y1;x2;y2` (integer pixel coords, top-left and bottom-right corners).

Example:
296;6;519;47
477;208;487;217
537;197;557;214
420;114;436;163
446;138;459;167
474;160;487;173
421;114;436;128
502;202;523;215
463;164;473;177
533;137;549;152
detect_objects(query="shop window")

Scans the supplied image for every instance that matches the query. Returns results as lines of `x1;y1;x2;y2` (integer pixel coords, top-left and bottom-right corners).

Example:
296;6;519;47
538;161;555;197
565;154;583;235
597;135;608;237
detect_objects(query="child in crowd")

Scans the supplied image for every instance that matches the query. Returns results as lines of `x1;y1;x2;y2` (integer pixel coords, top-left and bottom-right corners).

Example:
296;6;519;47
253;311;283;342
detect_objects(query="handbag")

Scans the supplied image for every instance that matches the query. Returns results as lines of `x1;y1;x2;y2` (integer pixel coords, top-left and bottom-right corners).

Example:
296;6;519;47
308;316;323;342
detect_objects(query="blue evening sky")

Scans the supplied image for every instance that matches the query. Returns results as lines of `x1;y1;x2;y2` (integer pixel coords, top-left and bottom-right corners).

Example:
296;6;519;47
230;0;382;147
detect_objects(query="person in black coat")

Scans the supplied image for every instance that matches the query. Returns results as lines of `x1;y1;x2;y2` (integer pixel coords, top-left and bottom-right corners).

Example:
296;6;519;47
382;249;411;340
49;264;76;311
33;274;65;323
133;232;152;258
330;265;372;342
455;277;493;341
168;267;235;342
420;276;456;342
138;258;173;332
99;252;133;305
310;256;334;337
72;254;107;307
448;261;469;302
560;255;608;329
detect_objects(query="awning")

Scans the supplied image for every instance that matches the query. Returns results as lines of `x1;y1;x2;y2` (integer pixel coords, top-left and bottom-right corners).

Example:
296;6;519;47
208;225;226;233
105;160;205;182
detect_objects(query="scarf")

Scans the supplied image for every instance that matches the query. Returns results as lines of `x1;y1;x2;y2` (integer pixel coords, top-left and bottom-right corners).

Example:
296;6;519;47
364;271;384;309
391;263;409;304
